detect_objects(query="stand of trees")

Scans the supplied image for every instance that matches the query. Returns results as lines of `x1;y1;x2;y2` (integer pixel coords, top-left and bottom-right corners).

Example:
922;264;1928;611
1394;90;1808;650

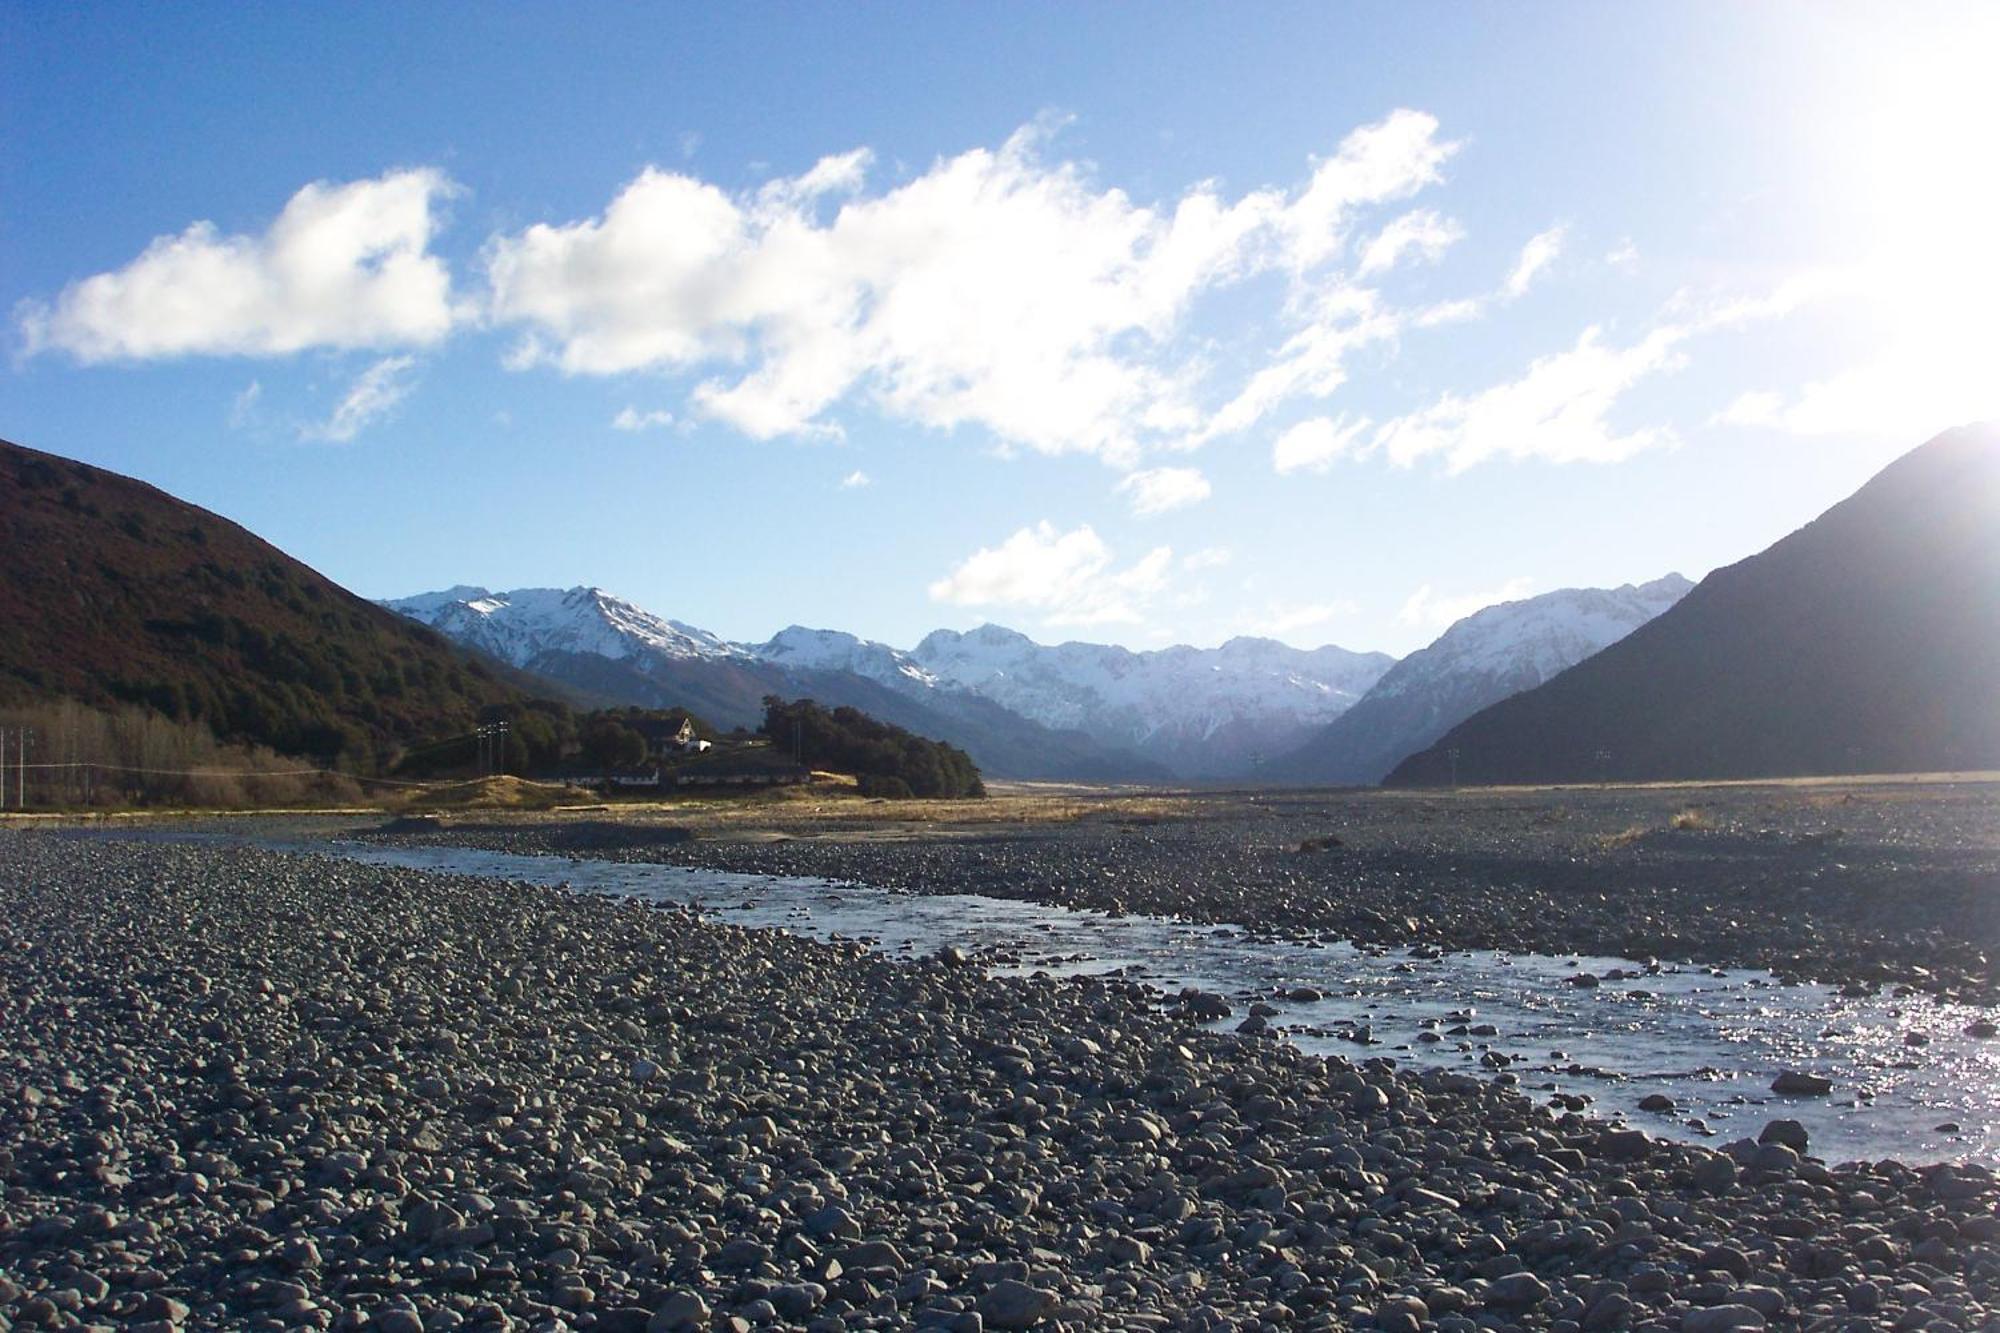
759;696;984;798
394;702;721;778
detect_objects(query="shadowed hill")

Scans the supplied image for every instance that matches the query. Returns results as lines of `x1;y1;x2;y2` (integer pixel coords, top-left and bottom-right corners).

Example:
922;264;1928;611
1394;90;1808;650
1387;426;2000;786
0;438;541;767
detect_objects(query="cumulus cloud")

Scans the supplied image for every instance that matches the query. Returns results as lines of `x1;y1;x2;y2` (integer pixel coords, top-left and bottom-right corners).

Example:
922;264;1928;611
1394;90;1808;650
1399;576;1536;630
1272;413;1370;474
1356;208;1463;278
1117;466;1211;516
1373;325;1687;472
928;521;1172;626
1281;110;1458;269
304;355;418;442
839;469;871;488
484;112;1458;463
1504;225;1566;298
612;406;676;431
19;170;459;362
1364;281;1817;473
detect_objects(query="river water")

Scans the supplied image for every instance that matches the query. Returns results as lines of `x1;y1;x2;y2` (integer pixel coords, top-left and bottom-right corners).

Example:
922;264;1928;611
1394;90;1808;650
245;837;1993;1169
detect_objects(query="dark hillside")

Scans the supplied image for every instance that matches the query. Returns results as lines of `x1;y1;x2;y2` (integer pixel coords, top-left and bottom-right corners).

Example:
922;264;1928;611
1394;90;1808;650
1387;426;2000;785
0;438;533;766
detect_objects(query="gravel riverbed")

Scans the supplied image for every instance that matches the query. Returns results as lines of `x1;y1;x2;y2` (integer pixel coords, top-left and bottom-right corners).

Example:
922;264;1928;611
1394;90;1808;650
3;831;1997;1332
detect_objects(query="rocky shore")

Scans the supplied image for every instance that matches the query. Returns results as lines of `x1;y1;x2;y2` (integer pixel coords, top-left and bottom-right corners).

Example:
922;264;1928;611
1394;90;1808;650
3;831;1997;1331
354;782;2000;1005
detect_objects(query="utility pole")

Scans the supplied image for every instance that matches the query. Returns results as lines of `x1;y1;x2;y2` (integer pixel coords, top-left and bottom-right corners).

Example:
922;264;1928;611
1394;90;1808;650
2;729;8;810
473;722;511;777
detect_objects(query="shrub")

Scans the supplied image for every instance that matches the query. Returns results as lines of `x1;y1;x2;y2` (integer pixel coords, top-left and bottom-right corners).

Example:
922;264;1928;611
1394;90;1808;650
857;773;916;799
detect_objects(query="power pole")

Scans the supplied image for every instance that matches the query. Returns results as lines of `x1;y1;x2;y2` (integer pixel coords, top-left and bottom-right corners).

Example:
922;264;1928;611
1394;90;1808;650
2;729;8;810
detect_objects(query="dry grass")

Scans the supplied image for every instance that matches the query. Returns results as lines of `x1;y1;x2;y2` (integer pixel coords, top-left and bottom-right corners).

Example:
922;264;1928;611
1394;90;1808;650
1669;806;1714;831
1597;824;1651;851
393;775;597;813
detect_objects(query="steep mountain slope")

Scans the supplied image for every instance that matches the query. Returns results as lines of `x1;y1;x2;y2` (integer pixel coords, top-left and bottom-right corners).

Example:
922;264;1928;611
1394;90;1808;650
0;438;535;765
1388;426;2000;785
911;626;1395;778
384;589;1168;781
1273;575;1692;785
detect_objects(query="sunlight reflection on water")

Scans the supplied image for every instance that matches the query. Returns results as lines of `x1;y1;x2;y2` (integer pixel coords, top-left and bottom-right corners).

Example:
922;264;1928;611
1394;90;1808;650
164;834;2000;1166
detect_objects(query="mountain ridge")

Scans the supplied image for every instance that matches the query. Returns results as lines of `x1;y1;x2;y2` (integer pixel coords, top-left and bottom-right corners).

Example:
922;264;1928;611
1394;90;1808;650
382;586;1396;780
1272;574;1692;785
380;587;1175;782
0;438;545;766
1386;426;2000;785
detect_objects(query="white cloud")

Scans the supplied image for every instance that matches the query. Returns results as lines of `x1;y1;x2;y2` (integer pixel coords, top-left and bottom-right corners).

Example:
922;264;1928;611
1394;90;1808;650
928;521;1172;626
1398;576;1535;630
1182;546;1232;571
1282;110;1459;269
1204;285;1403;439
304;355;418;442
1118;465;1211;515
484;112;1458;463
1373;325;1688;472
839;469;871;488
19;170;459;362
1504;225;1566;298
1605;239;1639;271
1369;281;1815;473
612;406;676;431
1356;208;1463;277
1272;413;1369;474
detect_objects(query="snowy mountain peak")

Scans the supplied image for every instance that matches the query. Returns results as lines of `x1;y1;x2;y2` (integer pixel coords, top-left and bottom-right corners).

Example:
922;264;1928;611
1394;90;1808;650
1396;574;1692;694
382;585;750;668
386;589;1396;779
752;625;941;690
1275;572;1695;785
909;622;1393;776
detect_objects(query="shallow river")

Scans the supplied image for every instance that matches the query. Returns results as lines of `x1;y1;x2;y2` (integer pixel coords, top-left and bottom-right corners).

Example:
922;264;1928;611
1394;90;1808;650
103;827;1999;1167
249;837;1993;1169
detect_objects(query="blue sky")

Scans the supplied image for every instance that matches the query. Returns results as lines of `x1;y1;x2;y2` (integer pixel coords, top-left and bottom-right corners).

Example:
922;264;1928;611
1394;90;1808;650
6;3;1995;656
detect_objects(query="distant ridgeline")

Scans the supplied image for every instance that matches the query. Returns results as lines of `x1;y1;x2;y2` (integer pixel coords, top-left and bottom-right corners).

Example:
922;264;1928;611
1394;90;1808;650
760;696;985;798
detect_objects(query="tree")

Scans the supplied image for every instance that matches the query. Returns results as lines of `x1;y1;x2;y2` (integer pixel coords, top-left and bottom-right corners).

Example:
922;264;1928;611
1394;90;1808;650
581;718;646;769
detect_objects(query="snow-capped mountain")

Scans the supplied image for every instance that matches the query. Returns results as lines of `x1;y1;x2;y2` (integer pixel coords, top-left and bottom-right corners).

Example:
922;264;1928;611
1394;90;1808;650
384;585;1397;780
752;626;941;692
382;587;1173;781
912;625;1394;778
1274;574;1694;785
385;586;751;668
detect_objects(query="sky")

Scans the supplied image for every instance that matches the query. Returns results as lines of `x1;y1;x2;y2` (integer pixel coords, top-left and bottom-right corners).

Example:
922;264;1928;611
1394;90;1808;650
5;3;1997;657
